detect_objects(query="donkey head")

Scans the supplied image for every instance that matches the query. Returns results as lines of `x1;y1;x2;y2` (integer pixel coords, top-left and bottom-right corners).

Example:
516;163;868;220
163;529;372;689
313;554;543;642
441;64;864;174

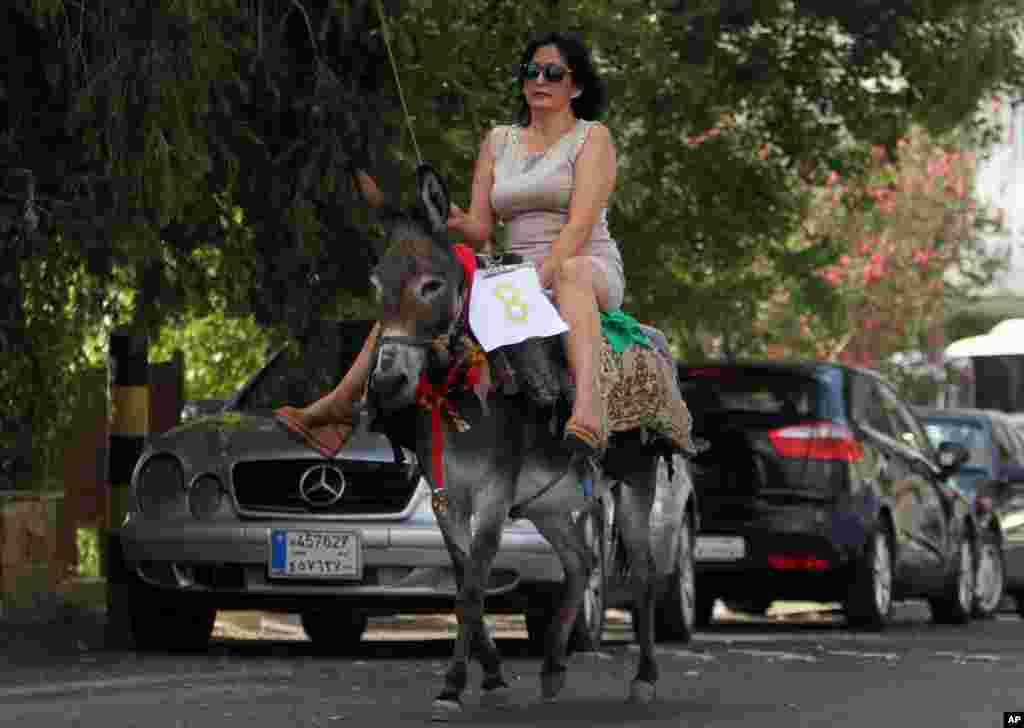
358;165;468;413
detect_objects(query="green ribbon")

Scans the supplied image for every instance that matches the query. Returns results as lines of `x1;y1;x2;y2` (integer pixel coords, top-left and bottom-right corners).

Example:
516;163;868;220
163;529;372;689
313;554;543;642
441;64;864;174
600;310;651;354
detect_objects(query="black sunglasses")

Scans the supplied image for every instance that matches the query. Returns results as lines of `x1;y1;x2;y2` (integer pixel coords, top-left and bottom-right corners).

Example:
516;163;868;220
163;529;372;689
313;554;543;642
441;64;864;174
520;62;571;83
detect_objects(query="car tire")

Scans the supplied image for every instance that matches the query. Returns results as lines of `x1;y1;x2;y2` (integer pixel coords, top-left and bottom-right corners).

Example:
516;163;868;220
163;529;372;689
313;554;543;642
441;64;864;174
973;529;1006;619
929;528;975;625
104;538;216;652
300;610;368;653
844;521;894;630
656;510;697;642
570;504;607;653
696;591;716;627
128;595;216;652
1012;591;1024;618
524;606;551;657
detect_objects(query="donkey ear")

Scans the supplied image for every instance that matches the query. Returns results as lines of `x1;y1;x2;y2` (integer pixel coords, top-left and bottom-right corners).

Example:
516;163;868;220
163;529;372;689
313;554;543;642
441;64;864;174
350;167;387;209
416;164;450;238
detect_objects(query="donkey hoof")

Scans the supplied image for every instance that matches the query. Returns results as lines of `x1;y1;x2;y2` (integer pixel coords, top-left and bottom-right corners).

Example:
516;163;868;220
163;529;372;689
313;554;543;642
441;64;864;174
628;679;657;705
540;670;567;702
480;676;512;708
431;697;463;722
480;686;513;708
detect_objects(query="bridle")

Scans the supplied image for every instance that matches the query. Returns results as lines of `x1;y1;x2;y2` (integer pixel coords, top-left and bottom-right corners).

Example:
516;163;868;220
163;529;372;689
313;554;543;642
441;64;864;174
371;285;468;386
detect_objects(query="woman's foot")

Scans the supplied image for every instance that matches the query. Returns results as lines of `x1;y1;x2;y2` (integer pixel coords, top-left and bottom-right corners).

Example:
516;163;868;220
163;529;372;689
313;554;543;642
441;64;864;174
564;403;607;457
274;405;354;458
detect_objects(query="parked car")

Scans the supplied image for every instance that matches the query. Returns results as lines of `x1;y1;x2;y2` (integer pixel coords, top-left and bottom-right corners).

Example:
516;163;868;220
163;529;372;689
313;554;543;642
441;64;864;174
109;321;698;652
1004;412;1024;438
916;407;1024;617
676;361;976;629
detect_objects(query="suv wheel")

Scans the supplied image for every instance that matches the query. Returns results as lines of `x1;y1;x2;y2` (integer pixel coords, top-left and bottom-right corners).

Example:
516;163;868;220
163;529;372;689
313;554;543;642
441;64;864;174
301;610;368;653
973;530;1005;619
930;531;975;625
656;511;697;642
845;523;893;630
571;504;607;652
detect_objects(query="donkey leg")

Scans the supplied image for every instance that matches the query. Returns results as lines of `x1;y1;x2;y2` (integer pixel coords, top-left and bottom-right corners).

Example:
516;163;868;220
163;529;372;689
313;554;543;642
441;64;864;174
470;526;512;706
475;615;512;707
532;512;591;702
432;520;475;719
435;515;509;715
615;475;660;704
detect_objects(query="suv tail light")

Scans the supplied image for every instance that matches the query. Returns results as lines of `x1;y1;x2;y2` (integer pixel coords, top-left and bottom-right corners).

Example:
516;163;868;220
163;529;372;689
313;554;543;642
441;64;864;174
768;554;830;570
768;421;864;462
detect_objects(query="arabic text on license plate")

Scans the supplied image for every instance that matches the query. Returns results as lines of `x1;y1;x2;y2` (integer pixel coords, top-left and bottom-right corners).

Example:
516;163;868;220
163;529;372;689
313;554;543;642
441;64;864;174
696;536;745;561
269;529;362;579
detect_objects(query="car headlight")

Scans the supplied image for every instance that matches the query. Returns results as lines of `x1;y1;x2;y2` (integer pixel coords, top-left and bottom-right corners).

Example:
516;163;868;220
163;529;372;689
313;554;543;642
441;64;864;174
136;454;186;518
189;474;224;520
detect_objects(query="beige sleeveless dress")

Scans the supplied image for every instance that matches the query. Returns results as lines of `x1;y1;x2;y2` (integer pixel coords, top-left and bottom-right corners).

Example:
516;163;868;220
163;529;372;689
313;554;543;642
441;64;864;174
490;119;625;311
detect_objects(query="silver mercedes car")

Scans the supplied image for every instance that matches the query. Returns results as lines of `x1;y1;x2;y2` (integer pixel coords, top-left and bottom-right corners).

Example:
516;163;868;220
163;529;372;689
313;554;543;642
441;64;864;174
109;321;698;653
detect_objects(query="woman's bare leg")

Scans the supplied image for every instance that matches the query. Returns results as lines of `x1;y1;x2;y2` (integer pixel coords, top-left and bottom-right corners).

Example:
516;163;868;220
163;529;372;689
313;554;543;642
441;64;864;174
553;259;609;452
274;324;380;456
297;323;381;427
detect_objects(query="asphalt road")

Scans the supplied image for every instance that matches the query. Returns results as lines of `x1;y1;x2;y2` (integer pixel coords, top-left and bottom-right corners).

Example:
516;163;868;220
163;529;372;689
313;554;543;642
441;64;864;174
1;602;1022;727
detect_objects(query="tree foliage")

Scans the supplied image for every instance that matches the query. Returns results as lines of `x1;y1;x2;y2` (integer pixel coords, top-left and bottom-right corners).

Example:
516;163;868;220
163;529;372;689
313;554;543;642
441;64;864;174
2;0;1023;486
757;126;1008;368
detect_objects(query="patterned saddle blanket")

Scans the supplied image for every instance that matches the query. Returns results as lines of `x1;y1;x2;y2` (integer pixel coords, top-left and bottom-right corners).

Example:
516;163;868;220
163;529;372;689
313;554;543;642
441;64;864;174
477;257;697;455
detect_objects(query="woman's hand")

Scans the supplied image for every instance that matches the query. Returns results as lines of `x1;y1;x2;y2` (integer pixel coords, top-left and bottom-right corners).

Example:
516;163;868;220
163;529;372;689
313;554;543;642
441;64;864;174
538;255;561;291
448;203;469;235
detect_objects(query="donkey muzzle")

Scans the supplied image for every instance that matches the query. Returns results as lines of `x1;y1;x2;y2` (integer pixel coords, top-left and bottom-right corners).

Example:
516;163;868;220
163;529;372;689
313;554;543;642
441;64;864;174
372;346;408;399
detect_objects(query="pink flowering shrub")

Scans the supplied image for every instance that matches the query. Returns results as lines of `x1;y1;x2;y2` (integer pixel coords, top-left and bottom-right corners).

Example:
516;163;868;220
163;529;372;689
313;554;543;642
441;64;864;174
758;125;1006;366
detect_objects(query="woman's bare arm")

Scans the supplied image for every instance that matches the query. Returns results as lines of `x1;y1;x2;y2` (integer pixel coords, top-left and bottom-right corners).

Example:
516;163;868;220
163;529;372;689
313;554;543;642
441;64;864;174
540;123;617;286
449;129;499;246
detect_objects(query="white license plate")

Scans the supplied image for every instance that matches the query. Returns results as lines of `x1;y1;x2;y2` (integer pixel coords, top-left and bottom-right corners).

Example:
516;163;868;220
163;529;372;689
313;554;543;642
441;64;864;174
269;529;362;580
696;536;746;562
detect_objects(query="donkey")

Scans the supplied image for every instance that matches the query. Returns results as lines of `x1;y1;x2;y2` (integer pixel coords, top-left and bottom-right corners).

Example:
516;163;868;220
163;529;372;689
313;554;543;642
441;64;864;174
354;164;687;715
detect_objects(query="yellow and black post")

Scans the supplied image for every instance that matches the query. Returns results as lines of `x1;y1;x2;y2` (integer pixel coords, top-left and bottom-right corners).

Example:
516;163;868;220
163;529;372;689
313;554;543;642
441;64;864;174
103;327;148;646
107;328;149;528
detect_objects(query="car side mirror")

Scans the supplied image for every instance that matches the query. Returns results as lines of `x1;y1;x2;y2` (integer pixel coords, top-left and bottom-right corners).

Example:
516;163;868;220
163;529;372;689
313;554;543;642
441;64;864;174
1001;463;1024;485
936;441;970;474
181;399;226;422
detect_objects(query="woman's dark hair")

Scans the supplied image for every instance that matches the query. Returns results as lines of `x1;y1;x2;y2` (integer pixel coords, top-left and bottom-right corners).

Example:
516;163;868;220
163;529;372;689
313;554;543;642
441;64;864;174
516;32;607;125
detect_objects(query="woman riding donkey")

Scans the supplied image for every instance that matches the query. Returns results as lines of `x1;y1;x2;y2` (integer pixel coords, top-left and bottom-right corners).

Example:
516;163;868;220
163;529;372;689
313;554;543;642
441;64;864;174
275;31;619;458
276;32;696;712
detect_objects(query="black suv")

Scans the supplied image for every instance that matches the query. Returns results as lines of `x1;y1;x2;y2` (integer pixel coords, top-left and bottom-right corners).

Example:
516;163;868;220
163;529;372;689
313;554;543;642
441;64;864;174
678;361;976;629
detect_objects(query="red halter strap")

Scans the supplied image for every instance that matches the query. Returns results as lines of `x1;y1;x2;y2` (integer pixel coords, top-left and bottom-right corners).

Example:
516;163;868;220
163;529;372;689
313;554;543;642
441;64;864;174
415;243;482;512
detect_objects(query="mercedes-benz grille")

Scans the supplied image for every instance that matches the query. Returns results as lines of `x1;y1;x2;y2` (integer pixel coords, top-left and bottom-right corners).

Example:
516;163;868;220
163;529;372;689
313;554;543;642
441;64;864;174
232;459;419;516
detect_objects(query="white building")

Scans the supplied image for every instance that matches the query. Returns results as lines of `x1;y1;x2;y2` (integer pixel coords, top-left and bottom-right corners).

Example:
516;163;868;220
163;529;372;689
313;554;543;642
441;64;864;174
974;96;1024;293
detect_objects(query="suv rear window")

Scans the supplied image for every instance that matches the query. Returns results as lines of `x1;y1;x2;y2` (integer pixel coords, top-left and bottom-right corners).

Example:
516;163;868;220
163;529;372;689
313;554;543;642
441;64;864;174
678;368;824;420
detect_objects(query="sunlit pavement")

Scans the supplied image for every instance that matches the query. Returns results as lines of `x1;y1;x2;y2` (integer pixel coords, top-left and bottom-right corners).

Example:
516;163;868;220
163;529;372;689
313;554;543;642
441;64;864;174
207;600;869;642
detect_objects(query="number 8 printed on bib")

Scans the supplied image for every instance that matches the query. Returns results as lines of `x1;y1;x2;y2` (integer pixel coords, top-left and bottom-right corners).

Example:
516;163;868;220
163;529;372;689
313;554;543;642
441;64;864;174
469;265;569;352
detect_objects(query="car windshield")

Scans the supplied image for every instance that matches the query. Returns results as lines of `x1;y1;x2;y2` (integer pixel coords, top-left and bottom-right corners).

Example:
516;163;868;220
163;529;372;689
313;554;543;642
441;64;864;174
678;369;822;417
236;321;373;412
949;467;990;500
922;420;993;471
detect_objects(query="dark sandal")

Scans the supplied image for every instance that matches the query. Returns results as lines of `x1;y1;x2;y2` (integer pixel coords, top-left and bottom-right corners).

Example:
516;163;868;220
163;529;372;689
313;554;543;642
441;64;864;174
563;418;606;458
274;406;351;458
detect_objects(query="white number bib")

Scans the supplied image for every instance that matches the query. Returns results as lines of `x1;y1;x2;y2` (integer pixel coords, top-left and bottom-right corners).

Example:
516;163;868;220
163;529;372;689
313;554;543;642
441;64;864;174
469;265;569;352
